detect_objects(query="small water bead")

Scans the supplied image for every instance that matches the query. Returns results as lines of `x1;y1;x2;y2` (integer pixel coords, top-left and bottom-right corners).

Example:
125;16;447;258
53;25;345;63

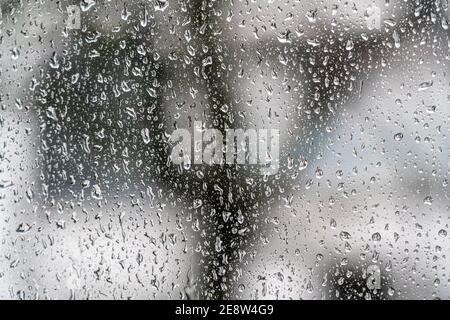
372;232;382;242
438;229;447;237
394;133;404;141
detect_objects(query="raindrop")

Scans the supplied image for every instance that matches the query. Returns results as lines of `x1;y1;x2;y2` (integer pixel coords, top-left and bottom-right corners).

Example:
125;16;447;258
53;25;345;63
372;232;382;242
141;128;151;144
418;81;433;91
394;133;403;141
155;0;169;12
423;196;433;205
438;229;447;237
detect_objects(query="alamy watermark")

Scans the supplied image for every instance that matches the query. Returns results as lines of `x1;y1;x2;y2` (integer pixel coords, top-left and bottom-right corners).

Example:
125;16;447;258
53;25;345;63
169;122;280;175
